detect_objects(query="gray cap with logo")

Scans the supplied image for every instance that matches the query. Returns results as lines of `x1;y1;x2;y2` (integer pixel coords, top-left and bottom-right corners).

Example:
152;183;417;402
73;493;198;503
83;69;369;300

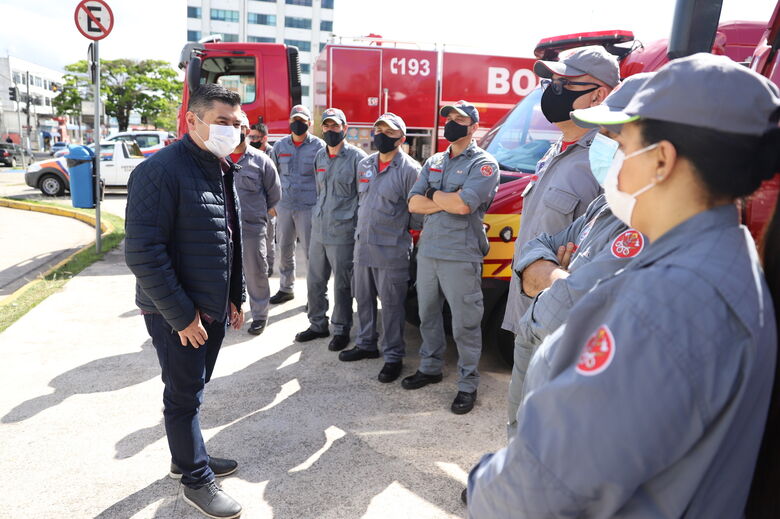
375;112;407;135
290;104;312;122
440;100;480;123
321;107;347;125
534;45;621;88
571;72;656;129
570;52;780;136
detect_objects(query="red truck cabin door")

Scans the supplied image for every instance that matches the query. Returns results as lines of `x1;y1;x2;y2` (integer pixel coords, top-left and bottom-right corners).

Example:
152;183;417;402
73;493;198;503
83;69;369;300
330;47;382;125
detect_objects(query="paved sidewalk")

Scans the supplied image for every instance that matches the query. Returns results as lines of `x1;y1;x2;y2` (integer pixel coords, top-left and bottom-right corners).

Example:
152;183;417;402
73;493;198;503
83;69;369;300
0;205;96;297
0;240;510;518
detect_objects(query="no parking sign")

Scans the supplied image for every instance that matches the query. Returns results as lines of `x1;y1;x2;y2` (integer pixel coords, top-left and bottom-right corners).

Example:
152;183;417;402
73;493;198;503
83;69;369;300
74;0;114;41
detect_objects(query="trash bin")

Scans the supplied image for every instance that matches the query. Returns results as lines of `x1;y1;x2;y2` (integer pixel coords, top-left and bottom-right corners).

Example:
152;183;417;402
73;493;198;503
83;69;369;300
66;146;96;209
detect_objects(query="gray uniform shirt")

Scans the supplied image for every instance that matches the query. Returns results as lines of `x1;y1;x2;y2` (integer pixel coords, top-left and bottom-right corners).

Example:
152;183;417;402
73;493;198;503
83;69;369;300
234;145;281;232
354;150;421;268
503;129;602;334
310;142;367;245
408;140;499;263
270;133;325;210
514;195;642;346
468;204;776;518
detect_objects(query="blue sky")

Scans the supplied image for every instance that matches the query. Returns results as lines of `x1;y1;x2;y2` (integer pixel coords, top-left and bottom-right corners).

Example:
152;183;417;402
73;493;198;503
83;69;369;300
0;0;775;73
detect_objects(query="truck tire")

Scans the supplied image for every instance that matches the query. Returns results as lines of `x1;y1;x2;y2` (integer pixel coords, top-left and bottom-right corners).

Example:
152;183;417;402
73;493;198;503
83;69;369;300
39;174;65;196
483;296;515;366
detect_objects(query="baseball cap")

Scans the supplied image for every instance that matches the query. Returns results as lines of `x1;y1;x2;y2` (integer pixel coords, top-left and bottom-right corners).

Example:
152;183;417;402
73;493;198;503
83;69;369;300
571;72;655;130
440;100;479;123
534;46;620;88
239;111;250;128
570;53;780;136
321;107;347;125
375;112;407;135
290;104;312;122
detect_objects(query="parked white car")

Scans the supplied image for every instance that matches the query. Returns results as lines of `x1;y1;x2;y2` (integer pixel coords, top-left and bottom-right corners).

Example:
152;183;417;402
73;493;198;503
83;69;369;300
105;130;174;157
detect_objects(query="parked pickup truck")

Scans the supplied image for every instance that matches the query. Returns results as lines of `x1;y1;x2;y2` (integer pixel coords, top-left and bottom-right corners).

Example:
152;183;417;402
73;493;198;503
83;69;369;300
25;141;145;196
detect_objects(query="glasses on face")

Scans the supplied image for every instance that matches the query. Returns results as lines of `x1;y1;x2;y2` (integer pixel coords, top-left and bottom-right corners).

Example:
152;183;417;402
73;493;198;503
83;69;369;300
248;135;263;142
540;77;601;95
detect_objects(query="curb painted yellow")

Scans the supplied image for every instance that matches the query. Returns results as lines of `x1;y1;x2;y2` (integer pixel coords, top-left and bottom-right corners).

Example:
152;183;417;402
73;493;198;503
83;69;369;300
0;198;116;307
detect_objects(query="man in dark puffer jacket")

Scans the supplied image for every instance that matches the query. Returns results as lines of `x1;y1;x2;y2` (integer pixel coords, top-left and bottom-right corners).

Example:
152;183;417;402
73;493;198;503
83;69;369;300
125;83;246;519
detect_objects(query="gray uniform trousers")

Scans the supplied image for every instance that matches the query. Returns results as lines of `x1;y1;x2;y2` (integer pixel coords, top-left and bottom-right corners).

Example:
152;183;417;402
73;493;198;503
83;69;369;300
353;265;408;362
417;256;483;392
276;207;312;294
241;224;271;321
307;238;353;335
266;216;276;274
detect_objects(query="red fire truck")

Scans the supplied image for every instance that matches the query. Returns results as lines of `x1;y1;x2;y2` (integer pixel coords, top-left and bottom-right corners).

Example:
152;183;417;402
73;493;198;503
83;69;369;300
313;38;538;159
177;40;303;140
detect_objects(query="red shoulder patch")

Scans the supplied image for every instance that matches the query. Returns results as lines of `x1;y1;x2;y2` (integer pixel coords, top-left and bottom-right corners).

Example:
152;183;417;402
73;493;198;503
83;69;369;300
611;229;644;259
481;164;494;177
576;325;615;376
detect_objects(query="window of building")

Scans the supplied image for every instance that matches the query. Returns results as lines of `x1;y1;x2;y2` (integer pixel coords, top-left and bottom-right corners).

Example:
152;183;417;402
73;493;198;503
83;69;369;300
221;33;240;42
322;0;334;8
201;56;257;104
12;72;20;84
301;85;310;97
45;98;51;106
210;9;239;23
319;42;326;52
284;39;311;52
187;6;201;18
285;0;312;6
248;36;275;43
187;30;202;42
34;76;43;88
251;0;276;2
300;63;310;74
320;20;333;32
285;16;311;29
248;13;276;25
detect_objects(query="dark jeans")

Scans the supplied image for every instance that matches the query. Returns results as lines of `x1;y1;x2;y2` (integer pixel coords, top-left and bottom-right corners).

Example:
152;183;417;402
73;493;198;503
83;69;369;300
144;312;226;488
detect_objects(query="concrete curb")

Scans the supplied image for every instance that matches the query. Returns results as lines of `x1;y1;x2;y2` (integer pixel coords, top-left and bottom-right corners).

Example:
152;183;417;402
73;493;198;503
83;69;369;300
0;198;116;307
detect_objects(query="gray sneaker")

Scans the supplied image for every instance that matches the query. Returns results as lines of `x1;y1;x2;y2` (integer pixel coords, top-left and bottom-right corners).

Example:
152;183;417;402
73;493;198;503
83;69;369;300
182;481;242;519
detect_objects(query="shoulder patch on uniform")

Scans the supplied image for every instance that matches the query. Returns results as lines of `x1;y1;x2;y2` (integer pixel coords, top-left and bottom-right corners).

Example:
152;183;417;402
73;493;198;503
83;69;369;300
481;164;495;177
611;229;644;259
576;325;615;376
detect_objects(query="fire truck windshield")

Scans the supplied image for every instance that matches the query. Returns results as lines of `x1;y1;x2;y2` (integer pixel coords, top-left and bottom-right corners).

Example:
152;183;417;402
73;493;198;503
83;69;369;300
480;88;561;173
201;56;257;104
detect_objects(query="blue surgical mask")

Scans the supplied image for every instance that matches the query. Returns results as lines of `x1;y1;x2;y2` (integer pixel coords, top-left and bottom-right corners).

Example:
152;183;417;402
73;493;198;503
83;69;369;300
588;133;619;185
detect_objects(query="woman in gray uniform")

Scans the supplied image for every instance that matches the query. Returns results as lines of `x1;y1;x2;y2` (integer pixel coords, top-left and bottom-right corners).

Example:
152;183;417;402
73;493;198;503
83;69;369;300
467;53;780;518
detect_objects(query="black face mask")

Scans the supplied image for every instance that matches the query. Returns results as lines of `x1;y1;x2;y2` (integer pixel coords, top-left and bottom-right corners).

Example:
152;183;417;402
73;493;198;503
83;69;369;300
249;140;263;149
290;120;309;136
373;132;399;153
443;120;470;142
324;130;345;147
540;86;598;123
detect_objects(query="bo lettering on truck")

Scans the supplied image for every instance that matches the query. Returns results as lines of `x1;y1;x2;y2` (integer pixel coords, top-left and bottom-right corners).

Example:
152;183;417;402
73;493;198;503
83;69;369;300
487;67;538;96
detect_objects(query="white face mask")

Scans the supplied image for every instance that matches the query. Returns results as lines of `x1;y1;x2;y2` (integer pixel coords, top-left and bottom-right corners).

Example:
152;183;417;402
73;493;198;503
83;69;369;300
603;142;660;227
193;114;241;158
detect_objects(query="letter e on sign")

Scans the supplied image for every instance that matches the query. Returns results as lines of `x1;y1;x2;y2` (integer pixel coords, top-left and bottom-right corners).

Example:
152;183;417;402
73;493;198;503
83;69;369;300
74;0;114;41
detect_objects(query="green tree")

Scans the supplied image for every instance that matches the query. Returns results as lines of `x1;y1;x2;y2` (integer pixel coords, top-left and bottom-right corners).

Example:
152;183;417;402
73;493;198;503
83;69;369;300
53;59;182;132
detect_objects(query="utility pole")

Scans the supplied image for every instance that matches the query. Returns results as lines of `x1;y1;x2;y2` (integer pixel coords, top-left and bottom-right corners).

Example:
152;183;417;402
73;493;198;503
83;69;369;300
12;85;26;165
25;71;31;152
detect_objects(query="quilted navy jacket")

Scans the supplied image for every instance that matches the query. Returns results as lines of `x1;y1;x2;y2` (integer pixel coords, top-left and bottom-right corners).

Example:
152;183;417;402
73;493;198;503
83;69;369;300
125;134;245;331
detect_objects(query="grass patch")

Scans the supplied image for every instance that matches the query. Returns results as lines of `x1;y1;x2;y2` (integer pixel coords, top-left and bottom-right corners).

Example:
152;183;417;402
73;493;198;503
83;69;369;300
0;200;125;333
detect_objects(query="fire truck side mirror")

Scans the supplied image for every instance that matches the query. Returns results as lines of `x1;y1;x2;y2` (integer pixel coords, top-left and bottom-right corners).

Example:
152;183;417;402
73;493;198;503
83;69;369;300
668;0;724;60
187;57;202;95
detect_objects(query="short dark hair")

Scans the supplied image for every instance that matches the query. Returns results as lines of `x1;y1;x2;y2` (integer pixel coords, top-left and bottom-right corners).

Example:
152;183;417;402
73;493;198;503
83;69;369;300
188;83;241;117
638;118;780;201
251;123;269;137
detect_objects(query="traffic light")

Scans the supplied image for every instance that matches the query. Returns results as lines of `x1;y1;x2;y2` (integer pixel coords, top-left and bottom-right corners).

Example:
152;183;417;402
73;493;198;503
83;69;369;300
8;86;17;101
